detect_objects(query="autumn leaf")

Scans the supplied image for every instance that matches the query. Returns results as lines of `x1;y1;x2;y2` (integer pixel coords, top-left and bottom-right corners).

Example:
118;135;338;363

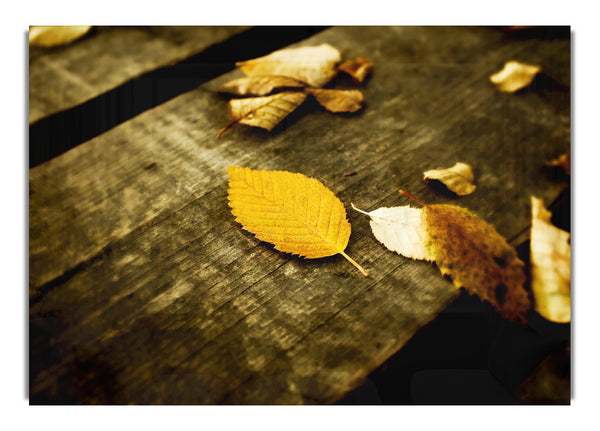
236;43;341;87
218;92;308;137
353;191;529;322
490;60;541;93
545;150;571;176
308;88;364;113
337;57;374;84
227;166;368;276
351;204;431;261
217;76;308;96
530;196;570;323
423;162;477;196
29;25;91;48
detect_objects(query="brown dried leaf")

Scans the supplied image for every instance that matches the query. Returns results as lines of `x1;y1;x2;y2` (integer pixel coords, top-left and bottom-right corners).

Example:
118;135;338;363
308;88;364;113
227;166;368;276
424;203;529;323
490;60;541;93
29;25;91;47
236;43;341;87
545;150;571;176
423;162;476;196
218;92;308;137
217;75;308;96
530;196;570;323
338;57;374;84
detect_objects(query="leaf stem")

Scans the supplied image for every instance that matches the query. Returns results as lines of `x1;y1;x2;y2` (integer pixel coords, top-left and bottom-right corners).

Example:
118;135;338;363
398;189;427;207
339;250;369;277
217;121;236;138
350;202;370;217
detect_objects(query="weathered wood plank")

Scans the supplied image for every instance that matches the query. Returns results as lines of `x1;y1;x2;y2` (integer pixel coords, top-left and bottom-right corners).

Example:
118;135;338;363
28;26;248;124
29;26;570;404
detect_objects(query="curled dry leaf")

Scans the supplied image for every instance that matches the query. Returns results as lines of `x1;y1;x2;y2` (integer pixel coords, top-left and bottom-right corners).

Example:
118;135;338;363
490;60;542;93
236;43;341;87
545;150;571;176
29;25;91;48
353;191;529;323
530;196;570;323
227;166;368;276
423;162;476;196
218;92;307;137
337;57;374;84
217;75;308;96
308;88;364;113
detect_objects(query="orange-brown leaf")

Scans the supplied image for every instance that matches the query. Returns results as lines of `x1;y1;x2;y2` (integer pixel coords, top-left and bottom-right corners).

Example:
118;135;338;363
227;166;368;276
423;204;529;323
338;57;374;84
308;88;364;113
545;150;571;176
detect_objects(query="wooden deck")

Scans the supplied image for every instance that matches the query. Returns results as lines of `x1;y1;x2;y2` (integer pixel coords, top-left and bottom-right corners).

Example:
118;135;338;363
29;26;570;404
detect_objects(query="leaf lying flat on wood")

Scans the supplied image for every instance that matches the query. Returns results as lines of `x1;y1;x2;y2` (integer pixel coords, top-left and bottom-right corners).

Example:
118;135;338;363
351;204;431;260
217;75;308;96
424;203;529;323
489;60;541;93
354;192;529;323
308;88;364;113
530;196;570;323
29;26;91;47
337;57;374;84
423;162;476;196
218;92;308;137
236;43;342;87
227;166;368;276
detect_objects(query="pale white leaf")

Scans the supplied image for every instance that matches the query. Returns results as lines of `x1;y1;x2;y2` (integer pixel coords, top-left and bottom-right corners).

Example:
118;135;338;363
352;204;431;261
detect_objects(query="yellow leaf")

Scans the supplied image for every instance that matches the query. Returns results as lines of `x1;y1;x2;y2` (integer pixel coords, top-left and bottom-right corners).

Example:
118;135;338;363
217;75;308;96
354;191;529;323
490;60;541;93
423;162;477;196
228;166;368;276
530;196;570;323
236;43;341;87
218;92;307;137
337;57;374;84
308;89;364;113
29;25;91;48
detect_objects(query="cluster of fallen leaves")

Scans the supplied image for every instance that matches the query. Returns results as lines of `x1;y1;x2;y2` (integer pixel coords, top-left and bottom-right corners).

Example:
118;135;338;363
216;44;373;137
228;163;570;325
225;46;569;326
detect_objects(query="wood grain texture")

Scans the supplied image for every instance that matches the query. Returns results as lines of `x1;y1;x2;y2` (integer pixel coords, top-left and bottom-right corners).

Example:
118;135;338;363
29;26;570;404
28;26;248;124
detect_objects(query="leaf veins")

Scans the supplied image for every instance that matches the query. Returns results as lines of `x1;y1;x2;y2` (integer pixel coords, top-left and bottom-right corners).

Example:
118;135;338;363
228;166;368;276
